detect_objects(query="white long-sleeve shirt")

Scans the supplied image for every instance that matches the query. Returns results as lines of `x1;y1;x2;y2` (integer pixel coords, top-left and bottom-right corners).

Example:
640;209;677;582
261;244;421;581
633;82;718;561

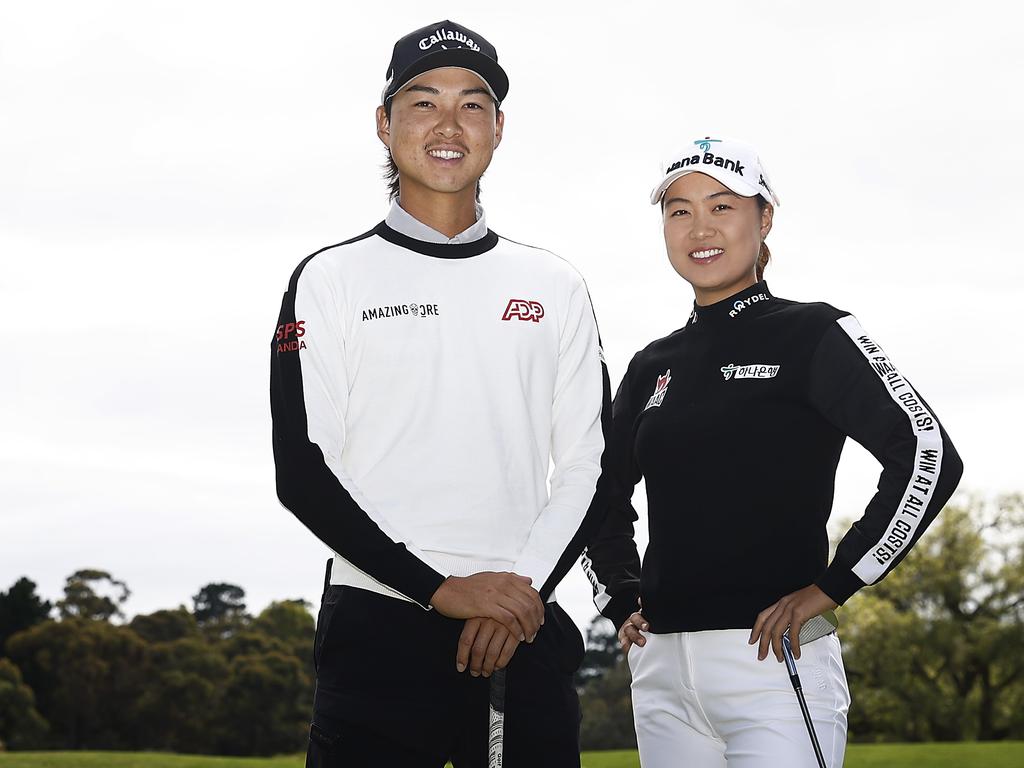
271;204;610;608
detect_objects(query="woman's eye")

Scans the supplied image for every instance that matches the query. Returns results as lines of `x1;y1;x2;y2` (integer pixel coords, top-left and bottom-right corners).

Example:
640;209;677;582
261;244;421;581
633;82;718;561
669;210;689;217
713;204;732;212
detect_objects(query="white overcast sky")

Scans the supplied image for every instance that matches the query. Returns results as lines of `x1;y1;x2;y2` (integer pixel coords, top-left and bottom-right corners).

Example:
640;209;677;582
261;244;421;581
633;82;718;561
2;1;1022;631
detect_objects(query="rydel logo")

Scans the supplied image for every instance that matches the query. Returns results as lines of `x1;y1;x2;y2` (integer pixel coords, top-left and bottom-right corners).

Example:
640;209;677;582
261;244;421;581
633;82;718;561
721;363;780;381
729;292;770;318
502;299;545;323
645;369;672;410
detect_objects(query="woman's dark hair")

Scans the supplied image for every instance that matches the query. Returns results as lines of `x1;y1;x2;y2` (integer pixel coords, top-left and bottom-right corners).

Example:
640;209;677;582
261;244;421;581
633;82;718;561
754;196;772;281
381;98;491;202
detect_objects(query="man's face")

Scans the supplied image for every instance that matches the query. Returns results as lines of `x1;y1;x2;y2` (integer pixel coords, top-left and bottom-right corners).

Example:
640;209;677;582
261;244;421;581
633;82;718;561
377;67;504;199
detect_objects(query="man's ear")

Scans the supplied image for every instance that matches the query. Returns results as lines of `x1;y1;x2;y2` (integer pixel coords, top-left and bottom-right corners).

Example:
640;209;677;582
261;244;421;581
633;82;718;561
493;109;504;149
376;104;391;148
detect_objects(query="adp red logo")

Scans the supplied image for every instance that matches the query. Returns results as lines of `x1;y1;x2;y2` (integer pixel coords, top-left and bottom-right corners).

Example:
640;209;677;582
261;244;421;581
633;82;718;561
501;299;545;323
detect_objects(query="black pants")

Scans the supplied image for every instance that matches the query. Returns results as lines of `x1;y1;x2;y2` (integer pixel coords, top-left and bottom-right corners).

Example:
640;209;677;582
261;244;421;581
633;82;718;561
305;583;584;767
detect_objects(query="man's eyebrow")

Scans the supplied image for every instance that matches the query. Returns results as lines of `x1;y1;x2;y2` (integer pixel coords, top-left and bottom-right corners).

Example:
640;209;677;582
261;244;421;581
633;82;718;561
402;85;491;98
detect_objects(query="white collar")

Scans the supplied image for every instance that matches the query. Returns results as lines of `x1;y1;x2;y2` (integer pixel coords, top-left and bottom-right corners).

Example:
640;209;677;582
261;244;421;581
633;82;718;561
385;200;488;244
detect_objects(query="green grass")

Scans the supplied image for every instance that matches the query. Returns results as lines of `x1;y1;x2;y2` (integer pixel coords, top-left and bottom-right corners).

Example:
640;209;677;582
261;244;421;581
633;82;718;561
845;741;1024;767
1;743;1022;768
0;756;300;768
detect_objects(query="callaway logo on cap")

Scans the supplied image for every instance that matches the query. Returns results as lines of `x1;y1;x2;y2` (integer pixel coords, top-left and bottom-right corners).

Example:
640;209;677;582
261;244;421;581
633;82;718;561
381;20;509;105
650;137;780;207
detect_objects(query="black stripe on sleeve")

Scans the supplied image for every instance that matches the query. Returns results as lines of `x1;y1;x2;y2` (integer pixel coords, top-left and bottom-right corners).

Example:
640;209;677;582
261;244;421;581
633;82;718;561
582;368;643;630
270;231;446;609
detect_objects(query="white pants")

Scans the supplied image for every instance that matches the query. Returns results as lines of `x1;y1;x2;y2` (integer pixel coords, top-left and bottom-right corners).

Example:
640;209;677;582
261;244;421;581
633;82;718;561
627;629;850;768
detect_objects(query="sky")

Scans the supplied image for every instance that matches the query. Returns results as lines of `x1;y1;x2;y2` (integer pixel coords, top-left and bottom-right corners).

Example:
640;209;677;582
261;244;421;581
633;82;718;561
2;1;1022;633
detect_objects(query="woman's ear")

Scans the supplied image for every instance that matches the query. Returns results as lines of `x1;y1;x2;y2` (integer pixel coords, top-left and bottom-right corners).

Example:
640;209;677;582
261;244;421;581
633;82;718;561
760;203;774;239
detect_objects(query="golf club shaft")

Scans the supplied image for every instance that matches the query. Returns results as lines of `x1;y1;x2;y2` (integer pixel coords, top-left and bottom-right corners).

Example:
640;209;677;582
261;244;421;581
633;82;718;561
793;683;827;768
783;634;828;768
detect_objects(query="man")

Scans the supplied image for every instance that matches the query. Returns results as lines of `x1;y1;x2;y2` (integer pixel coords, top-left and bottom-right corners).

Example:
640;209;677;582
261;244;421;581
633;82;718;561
270;20;611;767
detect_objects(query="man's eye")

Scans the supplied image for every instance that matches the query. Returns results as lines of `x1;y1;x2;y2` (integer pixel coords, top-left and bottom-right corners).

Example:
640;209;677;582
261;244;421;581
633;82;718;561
669;210;689;217
414;101;434;108
464;102;483;110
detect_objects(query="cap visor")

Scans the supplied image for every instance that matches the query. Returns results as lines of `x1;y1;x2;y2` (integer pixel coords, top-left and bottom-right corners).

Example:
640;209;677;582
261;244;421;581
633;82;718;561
650;168;763;205
385;48;509;103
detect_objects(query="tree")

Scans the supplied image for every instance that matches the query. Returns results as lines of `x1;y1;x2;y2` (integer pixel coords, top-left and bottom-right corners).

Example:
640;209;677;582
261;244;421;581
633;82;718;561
214;651;310;755
192;583;249;636
578;660;637;750
55;570;130;622
221;630;296;661
0;658;48;750
133;637;229;754
251;599;315;663
842;494;1024;741
5;619;148;749
575;614;622;686
0;578;52;655
575;615;637;750
129;608;199;643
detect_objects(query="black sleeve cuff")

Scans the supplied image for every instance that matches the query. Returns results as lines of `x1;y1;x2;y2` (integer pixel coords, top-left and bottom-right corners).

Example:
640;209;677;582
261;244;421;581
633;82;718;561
816;562;866;606
412;568;448;611
602;590;642;632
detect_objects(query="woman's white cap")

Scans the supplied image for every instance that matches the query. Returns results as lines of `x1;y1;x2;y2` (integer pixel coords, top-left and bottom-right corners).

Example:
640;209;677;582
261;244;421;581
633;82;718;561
650;137;780;207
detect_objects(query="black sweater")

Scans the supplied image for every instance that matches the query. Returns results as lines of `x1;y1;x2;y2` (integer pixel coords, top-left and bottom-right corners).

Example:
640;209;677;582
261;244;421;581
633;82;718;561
584;281;963;633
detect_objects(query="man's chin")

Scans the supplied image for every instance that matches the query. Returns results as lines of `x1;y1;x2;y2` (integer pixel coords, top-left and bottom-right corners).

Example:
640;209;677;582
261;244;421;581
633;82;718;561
412;179;480;197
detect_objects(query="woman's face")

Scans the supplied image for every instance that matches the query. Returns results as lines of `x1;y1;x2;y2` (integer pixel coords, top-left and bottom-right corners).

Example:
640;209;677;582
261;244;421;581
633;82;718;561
662;172;772;306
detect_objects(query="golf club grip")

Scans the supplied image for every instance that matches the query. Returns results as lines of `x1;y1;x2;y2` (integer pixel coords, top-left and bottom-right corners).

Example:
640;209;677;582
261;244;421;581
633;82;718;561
488;668;507;768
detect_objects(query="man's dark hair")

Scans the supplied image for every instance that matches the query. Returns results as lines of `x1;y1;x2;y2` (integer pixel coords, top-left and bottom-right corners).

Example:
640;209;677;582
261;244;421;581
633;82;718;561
382;99;402;201
381;97;497;202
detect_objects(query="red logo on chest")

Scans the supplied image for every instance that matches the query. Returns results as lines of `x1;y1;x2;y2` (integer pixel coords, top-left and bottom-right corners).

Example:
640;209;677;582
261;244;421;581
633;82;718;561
501;299;545;323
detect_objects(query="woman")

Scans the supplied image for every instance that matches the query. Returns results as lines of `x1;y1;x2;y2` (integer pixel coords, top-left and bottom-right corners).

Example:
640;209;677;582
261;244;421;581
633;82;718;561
585;137;963;767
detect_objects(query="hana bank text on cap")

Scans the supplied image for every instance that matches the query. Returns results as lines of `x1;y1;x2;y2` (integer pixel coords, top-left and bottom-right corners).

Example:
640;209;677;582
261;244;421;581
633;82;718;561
382;20;509;105
650;137;780;207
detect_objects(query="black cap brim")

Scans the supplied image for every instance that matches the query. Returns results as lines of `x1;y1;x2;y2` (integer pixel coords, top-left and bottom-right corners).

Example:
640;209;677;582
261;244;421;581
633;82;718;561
383;48;509;105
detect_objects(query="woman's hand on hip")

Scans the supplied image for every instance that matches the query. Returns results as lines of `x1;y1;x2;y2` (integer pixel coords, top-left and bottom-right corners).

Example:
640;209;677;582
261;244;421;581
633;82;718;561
749;584;837;662
618;611;649;654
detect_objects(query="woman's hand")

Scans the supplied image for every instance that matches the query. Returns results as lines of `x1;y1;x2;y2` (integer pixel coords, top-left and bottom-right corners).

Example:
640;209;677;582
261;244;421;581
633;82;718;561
749;584;837;662
618;611;649;654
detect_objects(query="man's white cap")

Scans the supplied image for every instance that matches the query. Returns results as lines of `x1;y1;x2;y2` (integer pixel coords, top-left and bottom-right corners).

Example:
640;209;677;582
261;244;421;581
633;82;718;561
650;137;780;207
